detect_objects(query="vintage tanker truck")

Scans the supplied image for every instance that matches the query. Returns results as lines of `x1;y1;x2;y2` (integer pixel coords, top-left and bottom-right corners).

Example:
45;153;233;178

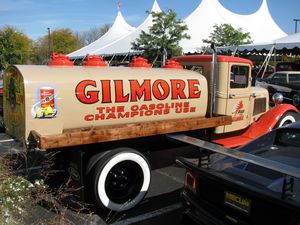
1;53;298;212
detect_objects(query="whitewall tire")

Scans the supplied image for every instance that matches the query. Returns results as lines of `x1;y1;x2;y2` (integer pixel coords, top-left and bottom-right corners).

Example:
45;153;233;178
92;149;151;212
276;112;296;128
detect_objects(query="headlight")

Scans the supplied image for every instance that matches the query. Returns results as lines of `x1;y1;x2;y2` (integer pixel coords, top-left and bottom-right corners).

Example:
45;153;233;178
272;93;283;105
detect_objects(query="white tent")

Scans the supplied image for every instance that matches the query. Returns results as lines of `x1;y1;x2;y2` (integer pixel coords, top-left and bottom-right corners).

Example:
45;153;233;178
68;11;135;59
181;0;287;53
218;32;300;52
92;0;161;56
68;0;287;57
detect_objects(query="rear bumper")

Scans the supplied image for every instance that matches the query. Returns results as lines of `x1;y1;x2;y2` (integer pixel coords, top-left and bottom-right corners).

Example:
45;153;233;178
182;191;229;225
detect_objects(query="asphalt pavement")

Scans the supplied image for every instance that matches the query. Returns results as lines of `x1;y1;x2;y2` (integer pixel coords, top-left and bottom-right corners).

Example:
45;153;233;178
103;165;185;225
102;145;199;225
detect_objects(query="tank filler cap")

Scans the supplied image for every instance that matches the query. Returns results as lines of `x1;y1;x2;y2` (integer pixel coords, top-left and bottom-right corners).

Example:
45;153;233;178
82;54;108;67
48;53;74;66
163;60;183;69
128;56;151;68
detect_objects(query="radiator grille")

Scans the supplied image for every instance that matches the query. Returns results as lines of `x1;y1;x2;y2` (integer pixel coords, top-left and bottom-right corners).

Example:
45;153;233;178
253;98;266;116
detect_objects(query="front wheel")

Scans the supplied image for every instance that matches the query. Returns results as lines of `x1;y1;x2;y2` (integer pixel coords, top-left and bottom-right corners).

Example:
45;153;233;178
92;148;151;212
292;92;300;108
275;111;297;128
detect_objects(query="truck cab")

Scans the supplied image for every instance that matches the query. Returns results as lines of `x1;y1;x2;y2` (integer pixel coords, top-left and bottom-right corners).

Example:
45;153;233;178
173;55;269;133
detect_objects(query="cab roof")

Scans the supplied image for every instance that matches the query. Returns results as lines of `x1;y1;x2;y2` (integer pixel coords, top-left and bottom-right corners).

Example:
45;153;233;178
173;55;253;67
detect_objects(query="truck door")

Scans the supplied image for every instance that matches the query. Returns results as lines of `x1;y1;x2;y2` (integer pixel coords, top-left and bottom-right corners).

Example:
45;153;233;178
224;64;251;133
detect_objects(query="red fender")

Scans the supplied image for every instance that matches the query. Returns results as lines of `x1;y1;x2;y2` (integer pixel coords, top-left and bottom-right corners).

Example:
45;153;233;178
250;104;298;133
213;104;298;148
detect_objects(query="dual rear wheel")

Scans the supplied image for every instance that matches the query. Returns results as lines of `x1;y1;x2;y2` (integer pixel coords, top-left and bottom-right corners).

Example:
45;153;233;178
89;148;151;212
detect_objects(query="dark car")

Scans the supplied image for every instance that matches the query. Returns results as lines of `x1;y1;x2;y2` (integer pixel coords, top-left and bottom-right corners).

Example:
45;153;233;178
276;62;300;72
171;123;300;225
255;71;300;107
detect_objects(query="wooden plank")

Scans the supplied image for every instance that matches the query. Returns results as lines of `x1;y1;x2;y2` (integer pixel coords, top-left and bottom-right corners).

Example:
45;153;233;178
31;116;232;150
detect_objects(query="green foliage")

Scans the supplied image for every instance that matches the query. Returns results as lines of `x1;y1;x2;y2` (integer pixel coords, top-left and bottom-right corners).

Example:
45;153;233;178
0;157;47;224
0;26;32;70
31;36;50;65
131;9;190;64
32;28;81;64
0;177;47;224
203;24;252;47
51;28;81;54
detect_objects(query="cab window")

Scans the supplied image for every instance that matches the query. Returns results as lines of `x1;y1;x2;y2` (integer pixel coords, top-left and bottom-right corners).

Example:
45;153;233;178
230;65;249;89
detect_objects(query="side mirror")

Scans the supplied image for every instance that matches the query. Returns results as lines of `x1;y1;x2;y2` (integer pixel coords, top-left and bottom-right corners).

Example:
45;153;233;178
272;93;284;105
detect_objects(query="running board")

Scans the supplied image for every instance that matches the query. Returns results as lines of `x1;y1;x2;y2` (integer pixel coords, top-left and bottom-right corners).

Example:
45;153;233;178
168;134;300;179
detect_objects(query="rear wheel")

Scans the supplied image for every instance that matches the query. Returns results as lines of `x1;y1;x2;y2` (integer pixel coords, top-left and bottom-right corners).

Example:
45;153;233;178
275;111;297;128
91;148;151;211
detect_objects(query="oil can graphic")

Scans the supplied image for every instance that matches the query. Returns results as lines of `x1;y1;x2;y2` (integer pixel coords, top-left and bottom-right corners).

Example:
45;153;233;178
32;86;57;119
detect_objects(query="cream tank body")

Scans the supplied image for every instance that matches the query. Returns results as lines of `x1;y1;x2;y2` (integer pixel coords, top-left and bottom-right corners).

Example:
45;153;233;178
3;65;208;140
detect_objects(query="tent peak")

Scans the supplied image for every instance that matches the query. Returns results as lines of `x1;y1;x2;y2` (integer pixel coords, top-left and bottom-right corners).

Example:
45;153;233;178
256;0;270;15
151;0;161;13
114;10;135;31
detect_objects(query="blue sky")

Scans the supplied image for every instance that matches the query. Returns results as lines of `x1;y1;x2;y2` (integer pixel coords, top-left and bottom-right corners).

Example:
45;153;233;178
0;0;299;40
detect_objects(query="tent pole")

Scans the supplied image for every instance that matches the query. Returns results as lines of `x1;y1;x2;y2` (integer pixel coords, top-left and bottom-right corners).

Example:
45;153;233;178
232;46;238;56
109;54;116;66
261;45;275;78
152;55;159;68
121;53;129;63
257;55;268;77
274;48;277;72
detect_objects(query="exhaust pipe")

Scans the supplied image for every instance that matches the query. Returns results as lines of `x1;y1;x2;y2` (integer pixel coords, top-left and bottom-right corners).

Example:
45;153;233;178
210;43;217;117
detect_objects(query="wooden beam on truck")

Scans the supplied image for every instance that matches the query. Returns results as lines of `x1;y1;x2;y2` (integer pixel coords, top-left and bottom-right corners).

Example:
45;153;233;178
30;116;232;150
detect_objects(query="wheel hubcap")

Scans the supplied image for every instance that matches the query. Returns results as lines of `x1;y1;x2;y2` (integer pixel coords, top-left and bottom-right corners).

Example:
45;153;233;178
105;161;144;204
108;168;129;190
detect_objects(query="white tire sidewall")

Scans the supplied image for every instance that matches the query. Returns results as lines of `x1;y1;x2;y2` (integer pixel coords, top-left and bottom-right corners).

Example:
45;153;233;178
278;115;296;127
97;152;150;211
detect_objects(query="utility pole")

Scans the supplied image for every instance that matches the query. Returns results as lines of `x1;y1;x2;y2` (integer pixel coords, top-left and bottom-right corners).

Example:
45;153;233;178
47;27;51;58
293;19;300;33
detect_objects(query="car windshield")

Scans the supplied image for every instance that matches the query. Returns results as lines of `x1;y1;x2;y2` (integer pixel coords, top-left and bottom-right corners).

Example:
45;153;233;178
209;145;300;201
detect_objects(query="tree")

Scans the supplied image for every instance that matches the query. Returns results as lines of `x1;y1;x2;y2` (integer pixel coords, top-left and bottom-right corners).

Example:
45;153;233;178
77;24;111;46
203;24;252;47
0;26;32;70
51;28;81;54
32;28;81;64
131;9;190;65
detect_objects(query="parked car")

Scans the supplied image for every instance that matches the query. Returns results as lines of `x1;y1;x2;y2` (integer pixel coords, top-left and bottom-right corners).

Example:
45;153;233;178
174;122;300;225
276;62;300;72
255;71;300;107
